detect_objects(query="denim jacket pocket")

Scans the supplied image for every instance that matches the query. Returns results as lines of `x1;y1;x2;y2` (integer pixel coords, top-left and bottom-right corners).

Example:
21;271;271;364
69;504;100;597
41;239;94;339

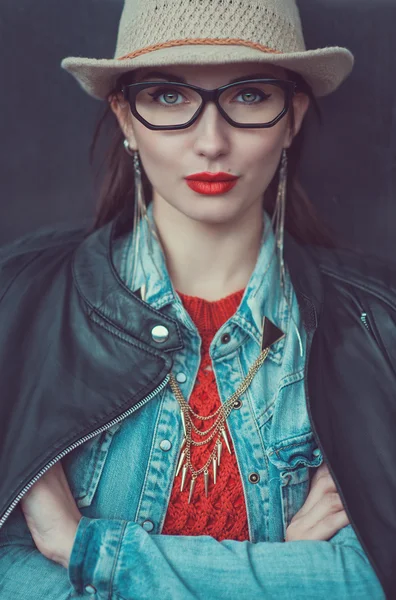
62;422;122;508
267;433;323;537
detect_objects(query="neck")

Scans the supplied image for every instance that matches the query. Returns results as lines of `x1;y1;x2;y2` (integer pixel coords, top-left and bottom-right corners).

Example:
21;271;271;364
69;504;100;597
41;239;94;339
152;199;264;301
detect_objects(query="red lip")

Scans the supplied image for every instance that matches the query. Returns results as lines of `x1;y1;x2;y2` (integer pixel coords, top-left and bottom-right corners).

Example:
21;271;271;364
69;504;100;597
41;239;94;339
185;172;239;182
186;180;238;195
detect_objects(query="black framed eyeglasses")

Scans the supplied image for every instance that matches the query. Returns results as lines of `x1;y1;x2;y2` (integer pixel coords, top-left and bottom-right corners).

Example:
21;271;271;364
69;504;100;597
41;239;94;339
121;79;297;130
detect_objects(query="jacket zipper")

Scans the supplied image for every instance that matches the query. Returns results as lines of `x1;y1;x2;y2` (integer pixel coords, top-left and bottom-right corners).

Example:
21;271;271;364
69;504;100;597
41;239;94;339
0;375;170;530
304;329;383;590
357;301;382;348
360;311;370;332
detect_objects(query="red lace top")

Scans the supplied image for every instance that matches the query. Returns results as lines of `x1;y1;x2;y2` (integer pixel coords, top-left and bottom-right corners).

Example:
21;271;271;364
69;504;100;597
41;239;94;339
162;289;250;542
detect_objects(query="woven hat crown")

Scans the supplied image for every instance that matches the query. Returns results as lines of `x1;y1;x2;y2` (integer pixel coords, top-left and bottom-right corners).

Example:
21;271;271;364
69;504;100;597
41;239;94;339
61;0;354;99
115;0;306;60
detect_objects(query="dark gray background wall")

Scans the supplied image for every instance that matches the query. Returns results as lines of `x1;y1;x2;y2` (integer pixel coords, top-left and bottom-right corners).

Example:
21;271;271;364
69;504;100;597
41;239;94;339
1;0;395;259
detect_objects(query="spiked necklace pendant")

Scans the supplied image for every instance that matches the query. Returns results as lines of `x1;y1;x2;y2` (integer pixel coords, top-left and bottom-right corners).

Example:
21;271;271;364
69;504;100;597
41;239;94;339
174;430;229;502
188;477;197;503
180;464;188;492
176;450;186;477
213;456;218;484
168;336;279;503
204;470;209;497
217;441;222;466
221;428;232;454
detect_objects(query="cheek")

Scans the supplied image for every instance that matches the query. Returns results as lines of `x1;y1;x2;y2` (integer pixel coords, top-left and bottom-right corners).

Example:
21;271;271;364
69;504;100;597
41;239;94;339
237;127;286;185
133;127;179;185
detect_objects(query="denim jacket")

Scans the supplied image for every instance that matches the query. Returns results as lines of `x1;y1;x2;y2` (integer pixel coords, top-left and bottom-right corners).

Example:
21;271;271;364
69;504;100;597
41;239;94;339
0;208;383;599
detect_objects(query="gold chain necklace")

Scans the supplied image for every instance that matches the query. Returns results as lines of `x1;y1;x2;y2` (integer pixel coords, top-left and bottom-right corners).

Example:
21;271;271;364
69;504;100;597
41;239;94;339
168;316;284;504
169;349;269;502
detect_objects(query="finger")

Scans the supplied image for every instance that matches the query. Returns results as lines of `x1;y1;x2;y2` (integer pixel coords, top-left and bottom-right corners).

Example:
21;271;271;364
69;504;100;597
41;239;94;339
309;491;344;521
310;462;329;484
292;483;344;528
286;509;350;542
299;467;338;516
305;510;350;541
307;463;338;507
312;462;328;475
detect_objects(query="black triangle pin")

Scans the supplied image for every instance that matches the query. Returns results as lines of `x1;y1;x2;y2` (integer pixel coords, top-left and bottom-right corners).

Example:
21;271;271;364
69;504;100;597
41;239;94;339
261;317;285;351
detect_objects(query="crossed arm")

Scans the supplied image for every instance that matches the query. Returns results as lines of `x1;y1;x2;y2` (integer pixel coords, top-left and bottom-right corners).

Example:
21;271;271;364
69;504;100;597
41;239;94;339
0;462;385;600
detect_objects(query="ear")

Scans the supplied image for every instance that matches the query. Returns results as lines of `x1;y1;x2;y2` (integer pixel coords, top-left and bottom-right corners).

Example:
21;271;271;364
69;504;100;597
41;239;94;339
283;92;311;149
109;93;138;151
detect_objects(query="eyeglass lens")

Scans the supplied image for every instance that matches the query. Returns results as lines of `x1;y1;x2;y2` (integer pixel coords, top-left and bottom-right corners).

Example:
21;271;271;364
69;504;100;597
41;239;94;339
134;82;287;126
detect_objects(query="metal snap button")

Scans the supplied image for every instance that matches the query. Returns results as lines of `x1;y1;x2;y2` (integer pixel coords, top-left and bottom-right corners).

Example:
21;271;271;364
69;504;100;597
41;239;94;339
313;448;321;457
160;439;172;452
176;372;187;383
221;333;231;344
248;472;260;484
84;584;97;595
142;520;155;532
233;399;242;410
151;325;169;343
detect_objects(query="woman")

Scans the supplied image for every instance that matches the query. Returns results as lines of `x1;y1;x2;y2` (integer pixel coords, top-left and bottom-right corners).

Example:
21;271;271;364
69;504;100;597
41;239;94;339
0;0;393;598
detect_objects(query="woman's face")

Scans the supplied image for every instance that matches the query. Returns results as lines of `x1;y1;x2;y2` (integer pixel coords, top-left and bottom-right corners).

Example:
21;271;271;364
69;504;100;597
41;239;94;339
111;62;310;225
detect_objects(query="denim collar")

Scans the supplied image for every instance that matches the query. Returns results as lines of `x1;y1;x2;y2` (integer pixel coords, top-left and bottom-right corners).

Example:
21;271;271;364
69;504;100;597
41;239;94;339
113;204;293;364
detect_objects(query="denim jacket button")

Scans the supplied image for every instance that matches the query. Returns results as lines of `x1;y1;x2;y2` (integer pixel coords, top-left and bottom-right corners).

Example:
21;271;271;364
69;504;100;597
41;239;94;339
281;473;292;485
221;333;231;344
151;325;169;343
233;399;242;410
248;472;260;484
142;519;155;532
84;584;97;595
160;439;172;452
176;372;187;383
313;448;321;457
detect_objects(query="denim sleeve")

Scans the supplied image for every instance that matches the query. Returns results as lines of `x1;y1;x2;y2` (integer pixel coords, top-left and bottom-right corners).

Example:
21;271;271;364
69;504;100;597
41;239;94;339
0;544;82;600
68;517;385;600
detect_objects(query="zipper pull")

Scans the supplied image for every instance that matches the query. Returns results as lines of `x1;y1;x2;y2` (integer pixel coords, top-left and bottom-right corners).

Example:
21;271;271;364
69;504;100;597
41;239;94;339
360;312;370;331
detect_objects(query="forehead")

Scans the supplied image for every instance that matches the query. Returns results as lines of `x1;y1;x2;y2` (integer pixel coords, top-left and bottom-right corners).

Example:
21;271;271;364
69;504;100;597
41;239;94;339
132;62;288;84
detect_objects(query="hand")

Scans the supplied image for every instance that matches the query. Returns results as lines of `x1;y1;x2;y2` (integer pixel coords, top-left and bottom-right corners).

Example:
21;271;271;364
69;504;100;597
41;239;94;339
20;461;82;569
285;463;350;541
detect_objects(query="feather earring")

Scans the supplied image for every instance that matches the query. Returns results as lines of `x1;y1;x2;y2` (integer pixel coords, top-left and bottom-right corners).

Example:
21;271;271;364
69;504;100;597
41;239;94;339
272;148;288;291
272;148;304;357
123;140;162;296
123;140;146;296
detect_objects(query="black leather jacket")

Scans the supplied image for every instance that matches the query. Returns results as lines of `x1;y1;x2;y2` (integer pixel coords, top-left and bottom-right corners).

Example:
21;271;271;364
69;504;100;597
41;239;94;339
1;211;395;598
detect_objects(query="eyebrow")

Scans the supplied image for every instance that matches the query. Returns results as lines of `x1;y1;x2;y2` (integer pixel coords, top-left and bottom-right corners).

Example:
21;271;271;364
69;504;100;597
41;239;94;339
135;71;279;84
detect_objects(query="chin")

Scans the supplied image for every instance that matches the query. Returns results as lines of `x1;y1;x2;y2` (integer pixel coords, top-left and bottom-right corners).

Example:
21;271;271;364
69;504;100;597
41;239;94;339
175;197;246;225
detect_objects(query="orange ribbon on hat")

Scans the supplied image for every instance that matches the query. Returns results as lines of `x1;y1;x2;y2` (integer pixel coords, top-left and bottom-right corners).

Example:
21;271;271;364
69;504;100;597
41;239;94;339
117;37;283;60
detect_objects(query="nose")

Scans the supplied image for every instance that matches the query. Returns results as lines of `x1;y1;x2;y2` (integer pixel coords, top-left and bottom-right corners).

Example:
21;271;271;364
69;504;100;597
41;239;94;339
191;100;231;160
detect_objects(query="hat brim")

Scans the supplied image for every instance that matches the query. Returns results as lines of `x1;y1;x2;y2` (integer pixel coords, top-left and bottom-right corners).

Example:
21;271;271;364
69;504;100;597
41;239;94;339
61;44;354;100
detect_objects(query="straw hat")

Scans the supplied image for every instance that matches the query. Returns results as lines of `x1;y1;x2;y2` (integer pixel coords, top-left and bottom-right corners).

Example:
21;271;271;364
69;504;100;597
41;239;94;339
61;0;354;100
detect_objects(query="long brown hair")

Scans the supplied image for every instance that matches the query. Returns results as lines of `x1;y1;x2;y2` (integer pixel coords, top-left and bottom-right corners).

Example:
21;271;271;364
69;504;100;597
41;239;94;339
88;69;336;247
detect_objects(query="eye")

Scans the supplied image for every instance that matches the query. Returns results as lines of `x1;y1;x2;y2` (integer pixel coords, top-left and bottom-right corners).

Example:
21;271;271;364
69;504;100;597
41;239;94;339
233;87;272;104
148;87;188;105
